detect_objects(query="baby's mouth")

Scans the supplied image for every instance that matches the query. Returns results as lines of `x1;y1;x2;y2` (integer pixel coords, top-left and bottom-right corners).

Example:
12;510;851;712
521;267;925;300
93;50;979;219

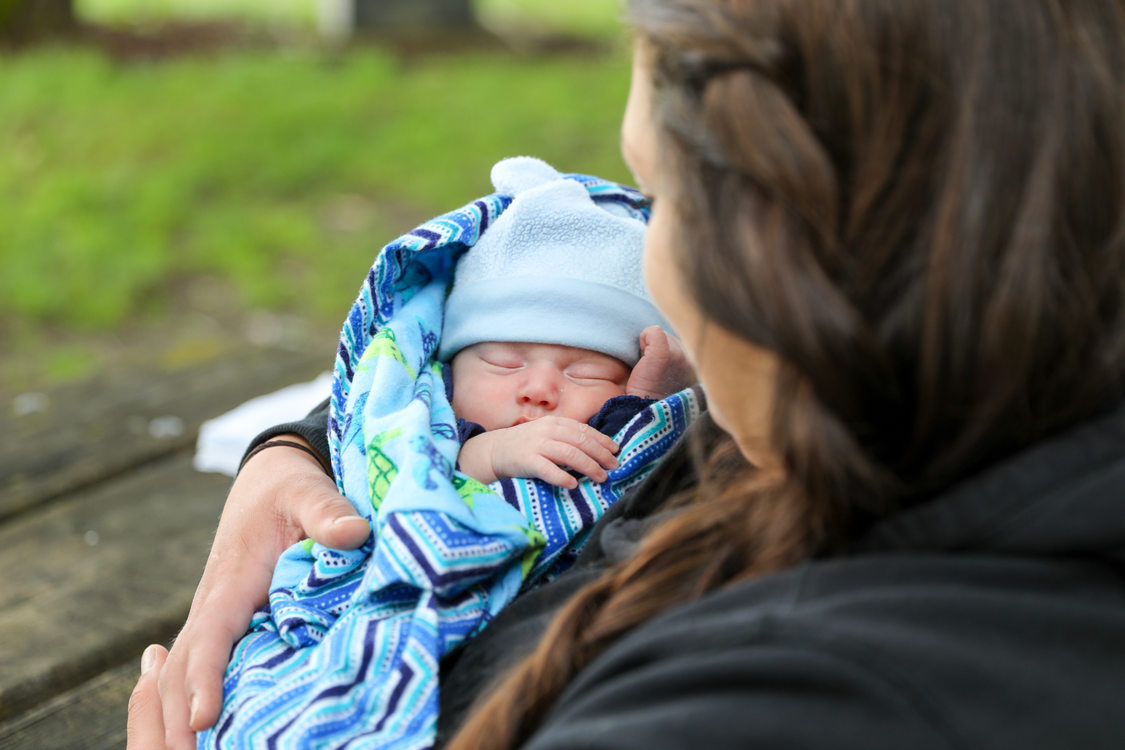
513;416;531;426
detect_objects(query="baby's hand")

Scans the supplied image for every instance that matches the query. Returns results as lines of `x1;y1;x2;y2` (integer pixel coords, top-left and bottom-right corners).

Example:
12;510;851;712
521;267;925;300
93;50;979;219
626;325;696;399
458;416;619;489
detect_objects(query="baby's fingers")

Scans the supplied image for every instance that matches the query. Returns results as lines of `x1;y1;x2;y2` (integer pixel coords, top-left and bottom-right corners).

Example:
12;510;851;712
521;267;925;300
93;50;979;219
548;419;619;462
541;440;616;484
639;325;671;358
590;427;621;458
524;455;581;489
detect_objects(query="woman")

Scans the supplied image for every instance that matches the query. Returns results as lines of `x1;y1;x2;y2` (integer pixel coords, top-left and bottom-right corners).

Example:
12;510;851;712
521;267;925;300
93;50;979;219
130;0;1125;747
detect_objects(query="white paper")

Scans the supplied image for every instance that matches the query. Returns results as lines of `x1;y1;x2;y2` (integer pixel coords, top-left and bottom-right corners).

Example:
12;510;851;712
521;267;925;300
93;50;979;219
193;372;333;476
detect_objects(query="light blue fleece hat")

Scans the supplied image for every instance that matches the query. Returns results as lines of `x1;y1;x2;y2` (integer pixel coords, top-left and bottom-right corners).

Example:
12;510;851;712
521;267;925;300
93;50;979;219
439;156;663;366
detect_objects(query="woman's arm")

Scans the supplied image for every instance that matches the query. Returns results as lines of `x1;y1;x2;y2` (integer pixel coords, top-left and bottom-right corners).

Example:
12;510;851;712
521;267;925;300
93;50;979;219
128;403;369;750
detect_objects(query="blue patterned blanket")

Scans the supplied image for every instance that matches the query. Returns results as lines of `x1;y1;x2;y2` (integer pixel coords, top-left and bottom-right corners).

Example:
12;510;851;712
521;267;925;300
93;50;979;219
199;174;702;749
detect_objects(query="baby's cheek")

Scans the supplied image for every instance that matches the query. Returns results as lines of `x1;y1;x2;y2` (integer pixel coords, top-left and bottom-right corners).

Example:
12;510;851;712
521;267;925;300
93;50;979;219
455;379;516;431
451;381;485;423
579;383;627;421
604;379;628;400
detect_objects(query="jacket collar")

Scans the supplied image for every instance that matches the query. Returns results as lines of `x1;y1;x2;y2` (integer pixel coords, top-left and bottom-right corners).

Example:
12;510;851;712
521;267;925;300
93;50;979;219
855;403;1125;558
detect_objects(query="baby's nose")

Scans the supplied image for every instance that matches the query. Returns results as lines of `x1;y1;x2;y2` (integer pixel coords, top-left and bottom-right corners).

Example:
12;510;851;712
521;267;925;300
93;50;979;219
519;366;561;408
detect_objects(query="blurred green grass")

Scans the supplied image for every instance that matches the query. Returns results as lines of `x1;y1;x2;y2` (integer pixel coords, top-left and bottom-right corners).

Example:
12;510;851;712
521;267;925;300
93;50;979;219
1;3;635;387
0;48;631;328
77;0;323;28
77;0;624;38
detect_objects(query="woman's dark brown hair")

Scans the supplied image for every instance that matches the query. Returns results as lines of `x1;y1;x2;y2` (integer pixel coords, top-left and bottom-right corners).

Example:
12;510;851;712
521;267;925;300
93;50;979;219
449;1;1125;746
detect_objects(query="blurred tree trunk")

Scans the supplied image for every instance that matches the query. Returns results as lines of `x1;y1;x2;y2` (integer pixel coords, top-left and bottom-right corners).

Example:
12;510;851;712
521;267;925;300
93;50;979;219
320;0;477;39
0;0;77;45
354;0;474;29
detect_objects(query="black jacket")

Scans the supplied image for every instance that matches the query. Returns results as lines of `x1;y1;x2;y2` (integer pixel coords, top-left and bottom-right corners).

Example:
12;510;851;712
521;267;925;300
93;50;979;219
263;402;1125;749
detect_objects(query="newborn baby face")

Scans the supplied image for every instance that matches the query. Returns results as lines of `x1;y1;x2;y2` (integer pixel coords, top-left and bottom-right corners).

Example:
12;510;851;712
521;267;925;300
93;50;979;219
451;342;630;431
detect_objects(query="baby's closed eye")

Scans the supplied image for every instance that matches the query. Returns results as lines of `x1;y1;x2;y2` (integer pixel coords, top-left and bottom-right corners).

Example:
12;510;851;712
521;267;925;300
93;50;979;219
566;367;621;383
482;356;524;370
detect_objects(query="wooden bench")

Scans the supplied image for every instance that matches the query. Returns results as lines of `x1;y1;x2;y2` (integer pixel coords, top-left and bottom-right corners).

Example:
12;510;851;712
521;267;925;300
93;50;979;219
0;344;328;748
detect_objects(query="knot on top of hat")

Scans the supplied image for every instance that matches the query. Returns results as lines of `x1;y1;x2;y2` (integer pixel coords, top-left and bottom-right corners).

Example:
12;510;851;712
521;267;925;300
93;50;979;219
490;156;563;196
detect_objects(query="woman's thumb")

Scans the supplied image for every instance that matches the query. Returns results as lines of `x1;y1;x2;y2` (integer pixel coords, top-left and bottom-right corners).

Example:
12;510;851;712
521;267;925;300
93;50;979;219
297;487;370;550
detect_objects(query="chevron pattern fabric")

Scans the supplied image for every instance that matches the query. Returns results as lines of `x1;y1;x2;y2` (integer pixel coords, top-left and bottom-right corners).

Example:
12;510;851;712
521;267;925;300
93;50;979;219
198;174;702;749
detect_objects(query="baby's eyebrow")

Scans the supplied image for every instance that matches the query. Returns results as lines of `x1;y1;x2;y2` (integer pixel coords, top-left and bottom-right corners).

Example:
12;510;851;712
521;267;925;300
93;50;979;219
569;358;629;374
481;342;525;356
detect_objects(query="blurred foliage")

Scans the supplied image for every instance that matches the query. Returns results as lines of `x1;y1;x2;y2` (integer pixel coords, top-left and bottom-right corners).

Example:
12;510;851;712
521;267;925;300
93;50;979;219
76;0;625;38
0;0;633;389
0;42;632;339
476;0;625;39
76;0;320;29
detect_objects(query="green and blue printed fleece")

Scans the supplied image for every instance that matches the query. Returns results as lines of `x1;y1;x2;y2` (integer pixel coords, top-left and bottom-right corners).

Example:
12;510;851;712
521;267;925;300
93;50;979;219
199;174;702;750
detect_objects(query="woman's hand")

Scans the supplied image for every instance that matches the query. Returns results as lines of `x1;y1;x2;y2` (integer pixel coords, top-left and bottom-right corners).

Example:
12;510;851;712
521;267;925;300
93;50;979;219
126;437;370;749
626;326;696;399
127;644;170;748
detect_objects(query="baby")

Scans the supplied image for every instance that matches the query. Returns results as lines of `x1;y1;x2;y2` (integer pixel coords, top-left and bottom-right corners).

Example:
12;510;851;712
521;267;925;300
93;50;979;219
436;156;694;489
452;330;689;488
200;158;700;750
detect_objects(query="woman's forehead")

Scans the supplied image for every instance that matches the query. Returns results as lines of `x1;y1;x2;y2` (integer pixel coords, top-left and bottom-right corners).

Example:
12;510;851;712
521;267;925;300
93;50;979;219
622;47;664;202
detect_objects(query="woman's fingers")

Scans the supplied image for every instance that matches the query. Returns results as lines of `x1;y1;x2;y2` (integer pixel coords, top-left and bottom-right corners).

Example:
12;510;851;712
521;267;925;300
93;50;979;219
145;439;356;744
175;588;261;733
166;515;282;736
127;645;168;750
156;598;243;747
151;522;270;747
155;662;195;749
293;481;370;550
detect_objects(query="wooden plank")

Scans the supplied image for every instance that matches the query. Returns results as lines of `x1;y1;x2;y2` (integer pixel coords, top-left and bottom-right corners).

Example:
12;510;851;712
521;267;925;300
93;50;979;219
0;662;136;750
1;344;328;521
0;454;235;722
